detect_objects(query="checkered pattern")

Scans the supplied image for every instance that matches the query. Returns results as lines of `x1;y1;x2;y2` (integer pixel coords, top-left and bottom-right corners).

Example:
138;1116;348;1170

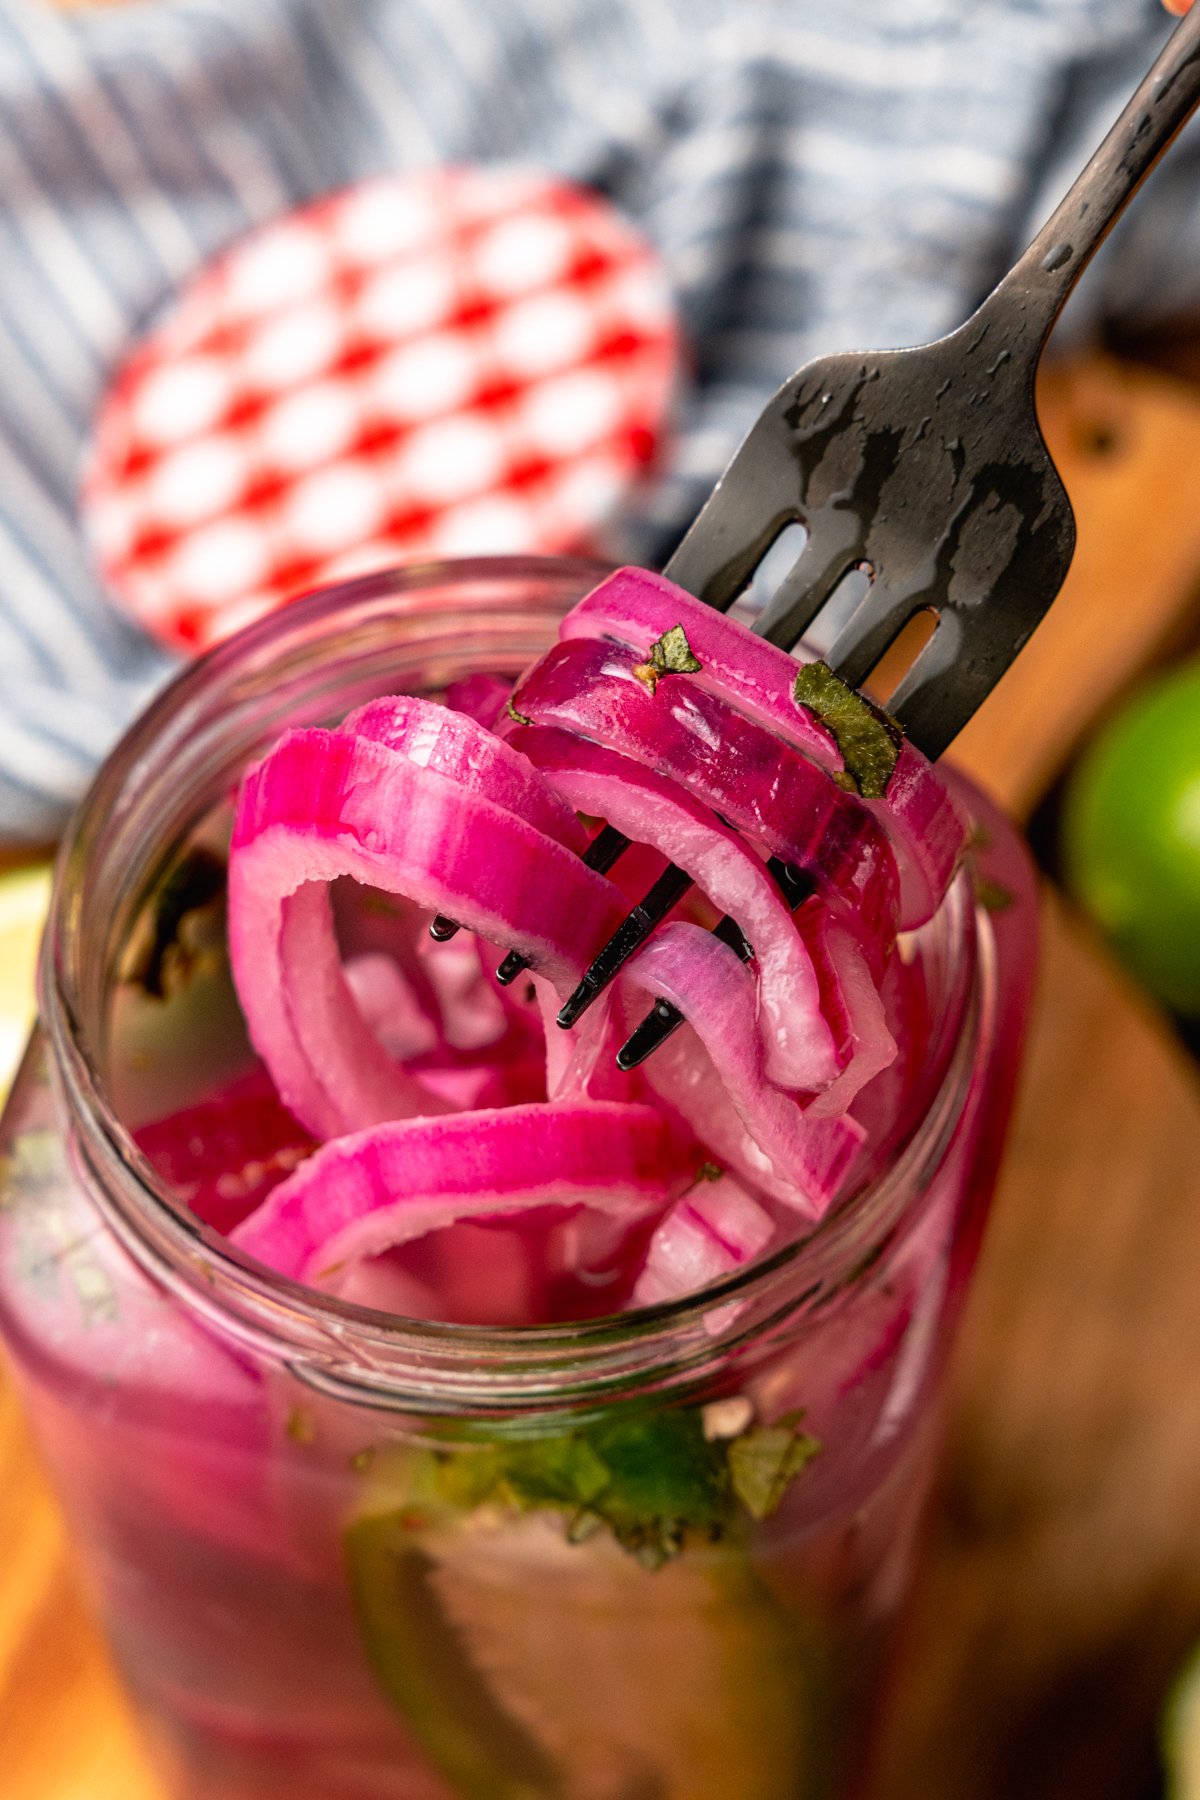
82;167;679;653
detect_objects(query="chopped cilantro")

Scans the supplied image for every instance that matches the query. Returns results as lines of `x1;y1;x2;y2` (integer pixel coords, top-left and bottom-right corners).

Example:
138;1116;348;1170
632;624;703;695
976;877;1013;913
584;1409;730;1562
380;1398;821;1568
431;1408;726;1567
728;1422;821;1521
792;661;901;799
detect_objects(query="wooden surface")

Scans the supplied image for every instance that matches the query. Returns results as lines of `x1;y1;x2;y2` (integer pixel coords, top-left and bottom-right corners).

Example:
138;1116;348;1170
955;353;1200;817
876;898;1200;1800
3;352;1200;1798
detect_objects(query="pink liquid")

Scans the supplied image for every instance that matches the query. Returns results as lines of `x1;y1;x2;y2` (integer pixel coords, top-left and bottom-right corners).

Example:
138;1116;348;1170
0;774;1034;1800
0;1133;951;1799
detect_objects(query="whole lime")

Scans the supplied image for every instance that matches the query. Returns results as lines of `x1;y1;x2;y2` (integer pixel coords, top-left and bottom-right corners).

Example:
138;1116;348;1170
1062;660;1200;1017
1163;1642;1200;1800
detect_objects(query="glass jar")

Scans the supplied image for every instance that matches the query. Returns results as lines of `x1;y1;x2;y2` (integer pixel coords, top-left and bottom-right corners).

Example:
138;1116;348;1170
0;558;1035;1800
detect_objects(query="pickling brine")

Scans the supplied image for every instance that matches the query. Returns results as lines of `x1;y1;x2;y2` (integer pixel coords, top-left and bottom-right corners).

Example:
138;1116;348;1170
0;559;1035;1800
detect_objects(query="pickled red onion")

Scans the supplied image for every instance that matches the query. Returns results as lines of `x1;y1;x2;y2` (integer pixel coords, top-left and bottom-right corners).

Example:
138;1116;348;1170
560;567;966;925
443;671;513;730
219;565;967;1318
231;1102;695;1286
505;635;900;944
632;1175;775;1309
508;725;839;1092
230;727;625;1137
562;568;840;769
341;692;585;852
793;903;897;1118
620;923;866;1214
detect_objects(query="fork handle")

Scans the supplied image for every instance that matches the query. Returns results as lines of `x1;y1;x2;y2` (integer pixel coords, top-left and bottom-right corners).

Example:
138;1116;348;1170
976;5;1200;359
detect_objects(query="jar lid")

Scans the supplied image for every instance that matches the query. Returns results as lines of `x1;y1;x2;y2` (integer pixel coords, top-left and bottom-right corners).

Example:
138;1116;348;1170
82;166;678;653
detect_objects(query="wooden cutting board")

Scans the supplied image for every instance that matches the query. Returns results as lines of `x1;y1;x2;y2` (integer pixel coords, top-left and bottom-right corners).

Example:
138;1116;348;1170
3;352;1200;1800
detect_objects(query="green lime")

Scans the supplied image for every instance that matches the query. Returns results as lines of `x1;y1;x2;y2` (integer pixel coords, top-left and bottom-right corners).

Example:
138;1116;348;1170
346;1507;819;1800
1062;661;1200;1017
1164;1642;1200;1799
0;863;52;1102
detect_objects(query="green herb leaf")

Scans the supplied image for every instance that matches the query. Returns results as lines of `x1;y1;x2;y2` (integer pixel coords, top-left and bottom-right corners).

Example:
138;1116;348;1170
632;624;703;695
499;1433;612;1512
417;1396;820;1569
976;877;1013;913
728;1422;821;1521
432;1444;505;1510
431;1409;728;1566
584;1409;730;1559
792;661;901;799
652;625;703;676
372;1400;822;1569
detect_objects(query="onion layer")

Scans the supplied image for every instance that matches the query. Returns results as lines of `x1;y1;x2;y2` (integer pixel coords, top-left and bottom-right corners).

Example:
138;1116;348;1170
218;566;965;1316
561;566;966;925
510;725;839;1092
230;725;625;1138
231;1102;696;1287
506;635;901;946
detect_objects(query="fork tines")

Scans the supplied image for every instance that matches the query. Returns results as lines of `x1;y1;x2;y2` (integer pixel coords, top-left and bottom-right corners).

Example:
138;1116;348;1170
614;857;813;1068
493;822;632;987
556;862;694;1028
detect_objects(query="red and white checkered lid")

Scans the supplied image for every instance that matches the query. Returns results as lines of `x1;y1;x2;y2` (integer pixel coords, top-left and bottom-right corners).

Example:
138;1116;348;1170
83;166;679;653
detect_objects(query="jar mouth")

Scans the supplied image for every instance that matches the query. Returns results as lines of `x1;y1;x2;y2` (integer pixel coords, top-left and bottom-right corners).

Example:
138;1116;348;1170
42;556;988;1409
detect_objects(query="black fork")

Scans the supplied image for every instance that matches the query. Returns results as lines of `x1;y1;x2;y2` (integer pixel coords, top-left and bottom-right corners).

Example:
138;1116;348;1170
437;7;1200;1065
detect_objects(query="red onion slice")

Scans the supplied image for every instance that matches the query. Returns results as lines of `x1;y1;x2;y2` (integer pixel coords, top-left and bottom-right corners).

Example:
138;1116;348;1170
507;635;900;946
231;1101;694;1287
633;1174;775;1308
215;567;955;1318
563;567;841;767
510;724;839;1092
561;567;967;924
621;922;865;1216
794;902;898;1118
229;727;626;1138
341;691;585;851
443;671;514;731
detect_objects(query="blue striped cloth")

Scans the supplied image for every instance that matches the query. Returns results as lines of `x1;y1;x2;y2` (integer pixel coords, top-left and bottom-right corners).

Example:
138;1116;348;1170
0;0;1195;843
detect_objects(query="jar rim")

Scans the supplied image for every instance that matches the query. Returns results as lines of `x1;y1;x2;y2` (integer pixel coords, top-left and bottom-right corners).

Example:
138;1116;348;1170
41;556;989;1411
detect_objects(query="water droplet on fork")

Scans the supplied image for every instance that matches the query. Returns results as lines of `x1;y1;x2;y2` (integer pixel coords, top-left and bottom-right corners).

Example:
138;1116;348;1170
1041;242;1073;273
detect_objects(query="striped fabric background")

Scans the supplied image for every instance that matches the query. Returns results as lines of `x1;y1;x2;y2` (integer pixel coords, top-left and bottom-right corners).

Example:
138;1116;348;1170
0;0;1195;842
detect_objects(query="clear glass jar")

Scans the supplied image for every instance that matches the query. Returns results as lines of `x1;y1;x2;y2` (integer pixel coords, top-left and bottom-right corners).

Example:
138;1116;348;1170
0;558;1035;1800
